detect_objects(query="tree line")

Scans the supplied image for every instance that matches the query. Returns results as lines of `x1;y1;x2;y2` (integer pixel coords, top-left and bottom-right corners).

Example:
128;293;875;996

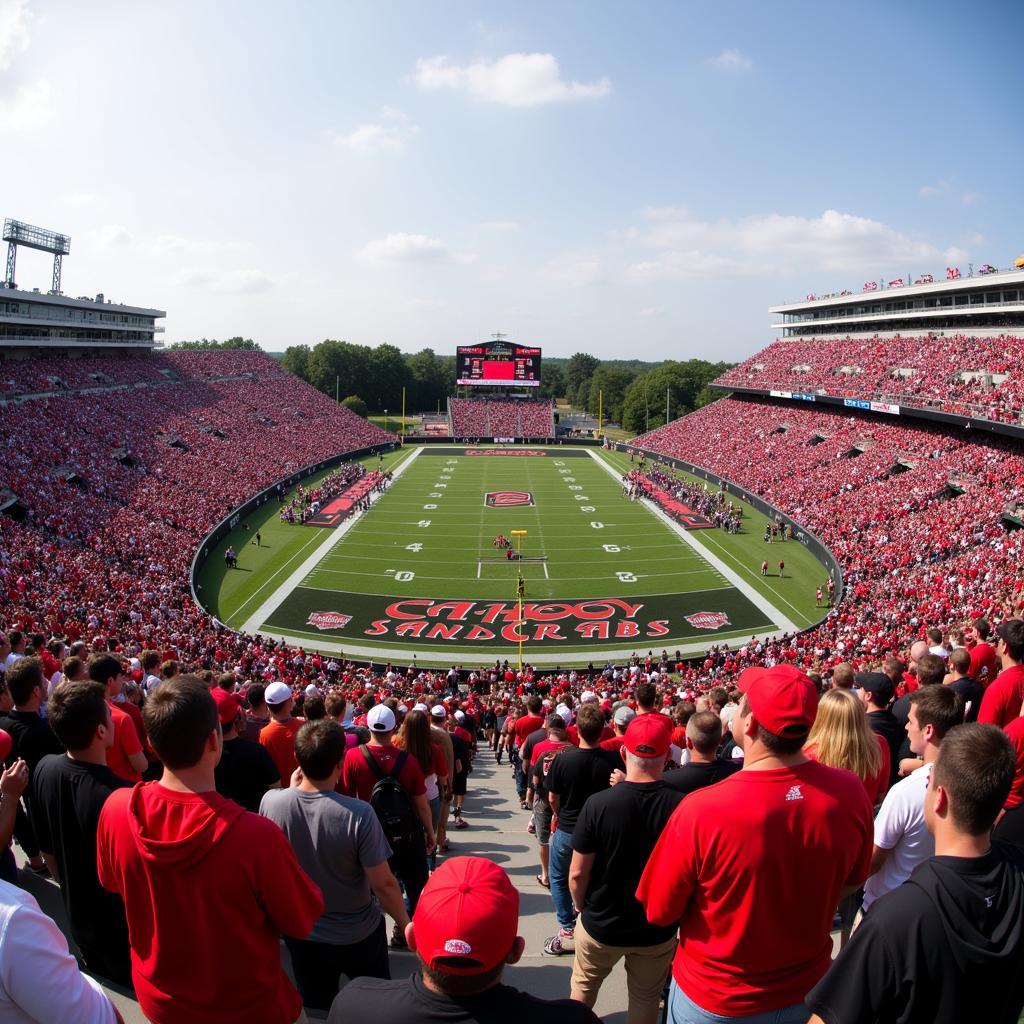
170;337;731;429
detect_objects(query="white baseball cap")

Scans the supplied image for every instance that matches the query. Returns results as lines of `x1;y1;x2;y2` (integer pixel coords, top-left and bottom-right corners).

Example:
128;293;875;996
265;682;293;705
367;705;397;733
556;704;572;724
581;690;598;703
413;702;429;713
430;706;447;719
304;684;320;698
454;710;466;722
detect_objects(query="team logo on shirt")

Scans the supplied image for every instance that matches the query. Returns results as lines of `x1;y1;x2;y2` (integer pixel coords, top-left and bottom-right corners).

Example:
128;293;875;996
785;785;803;801
485;491;534;507
443;939;473;955
685;611;731;630
306;612;353;631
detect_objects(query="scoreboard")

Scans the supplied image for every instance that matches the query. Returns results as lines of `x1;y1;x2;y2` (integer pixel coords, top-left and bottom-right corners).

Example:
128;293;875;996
456;340;541;387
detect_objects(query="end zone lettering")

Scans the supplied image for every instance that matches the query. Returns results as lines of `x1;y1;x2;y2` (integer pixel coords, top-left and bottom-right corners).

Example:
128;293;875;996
307;612;353;631
363;598;671;643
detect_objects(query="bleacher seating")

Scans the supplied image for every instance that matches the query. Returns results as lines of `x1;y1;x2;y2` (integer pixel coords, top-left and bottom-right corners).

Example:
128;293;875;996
633;395;1024;676
715;334;1024;423
448;397;554;438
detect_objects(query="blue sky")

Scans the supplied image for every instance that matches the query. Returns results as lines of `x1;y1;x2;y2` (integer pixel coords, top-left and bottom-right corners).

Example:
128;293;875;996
2;0;1021;360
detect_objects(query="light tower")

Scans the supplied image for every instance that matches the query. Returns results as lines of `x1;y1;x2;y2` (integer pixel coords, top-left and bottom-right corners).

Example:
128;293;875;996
3;219;72;294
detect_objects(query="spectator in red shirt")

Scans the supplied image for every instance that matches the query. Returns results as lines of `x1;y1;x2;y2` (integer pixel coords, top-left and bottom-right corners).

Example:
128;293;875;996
513;696;545;807
637;664;873;1023
978;620;1024;728
600;704;636;754
96;675;324;1024
527;714;571;888
967;617;1000;689
259;682;303;786
88;655;147;784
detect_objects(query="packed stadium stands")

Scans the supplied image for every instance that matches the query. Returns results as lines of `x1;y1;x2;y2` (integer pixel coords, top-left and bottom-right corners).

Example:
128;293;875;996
0;351;392;660
715;333;1024;423
633;395;1024;680
448;397;555;438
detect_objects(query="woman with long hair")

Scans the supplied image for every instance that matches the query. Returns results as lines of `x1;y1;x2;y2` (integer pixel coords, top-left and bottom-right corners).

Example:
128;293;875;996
804;688;889;806
394;710;448;847
804;687;890;947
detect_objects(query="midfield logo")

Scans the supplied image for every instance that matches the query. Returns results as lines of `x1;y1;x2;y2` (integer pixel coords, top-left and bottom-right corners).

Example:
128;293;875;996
485;491;534;507
306;612;353;631
684;611;731;630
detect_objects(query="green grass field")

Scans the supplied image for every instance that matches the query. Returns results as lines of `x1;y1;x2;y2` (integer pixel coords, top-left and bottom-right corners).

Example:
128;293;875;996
196;445;829;667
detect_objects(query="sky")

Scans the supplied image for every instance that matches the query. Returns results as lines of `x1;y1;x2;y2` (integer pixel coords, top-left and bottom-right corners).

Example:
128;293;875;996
2;0;1022;362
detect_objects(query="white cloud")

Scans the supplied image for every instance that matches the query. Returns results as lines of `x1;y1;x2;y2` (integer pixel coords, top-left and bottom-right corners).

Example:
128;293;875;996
170;268;274;294
0;0;31;71
358;232;476;265
710;49;753;73
95;224;134;248
333;107;418;154
961;190;980;206
919;184;942;198
623;208;953;278
411;52;611;107
638;306;665;318
0;77;52;130
639;206;688;221
478;220;520;231
943;247;970;265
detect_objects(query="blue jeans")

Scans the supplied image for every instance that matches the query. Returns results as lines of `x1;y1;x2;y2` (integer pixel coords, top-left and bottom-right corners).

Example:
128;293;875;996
548;827;576;929
668;981;808;1024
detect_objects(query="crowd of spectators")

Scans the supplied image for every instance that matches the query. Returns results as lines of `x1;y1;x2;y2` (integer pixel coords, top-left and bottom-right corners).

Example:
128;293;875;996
449;398;555;438
716;333;1024;423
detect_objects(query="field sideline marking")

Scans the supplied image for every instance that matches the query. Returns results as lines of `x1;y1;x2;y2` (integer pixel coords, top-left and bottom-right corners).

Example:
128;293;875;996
238;446;423;635
587;450;799;634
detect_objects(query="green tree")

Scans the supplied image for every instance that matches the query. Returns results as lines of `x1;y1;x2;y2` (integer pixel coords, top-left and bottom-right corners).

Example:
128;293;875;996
306;340;373;401
620;360;730;434
565;352;600;407
281;344;311;381
340;395;368;417
168;336;260;350
539;364;565;400
405;348;450;412
367;343;411;412
586;366;636;424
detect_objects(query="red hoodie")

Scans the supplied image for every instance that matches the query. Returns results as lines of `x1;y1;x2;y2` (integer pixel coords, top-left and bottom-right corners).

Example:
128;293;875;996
97;782;323;1024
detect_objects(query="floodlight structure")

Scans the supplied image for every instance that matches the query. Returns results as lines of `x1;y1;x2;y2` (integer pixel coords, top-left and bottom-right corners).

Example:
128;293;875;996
3;219;72;294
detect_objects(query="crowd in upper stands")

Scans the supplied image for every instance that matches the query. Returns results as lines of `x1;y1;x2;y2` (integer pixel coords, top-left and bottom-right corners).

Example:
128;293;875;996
449;397;555;438
716;333;1024;422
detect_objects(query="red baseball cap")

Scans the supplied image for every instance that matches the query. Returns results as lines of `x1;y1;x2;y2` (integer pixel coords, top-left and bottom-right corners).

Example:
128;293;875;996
738;664;818;736
212;689;242;726
412;857;519;975
623;713;672;758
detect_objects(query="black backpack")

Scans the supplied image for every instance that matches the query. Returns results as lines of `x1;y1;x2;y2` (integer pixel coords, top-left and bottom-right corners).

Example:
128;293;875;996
361;746;417;848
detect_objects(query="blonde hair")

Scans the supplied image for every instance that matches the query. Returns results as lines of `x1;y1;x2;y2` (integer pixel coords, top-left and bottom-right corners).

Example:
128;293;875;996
804;688;881;783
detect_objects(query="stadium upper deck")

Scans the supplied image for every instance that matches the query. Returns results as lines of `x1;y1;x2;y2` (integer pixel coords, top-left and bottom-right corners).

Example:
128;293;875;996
771;266;1024;338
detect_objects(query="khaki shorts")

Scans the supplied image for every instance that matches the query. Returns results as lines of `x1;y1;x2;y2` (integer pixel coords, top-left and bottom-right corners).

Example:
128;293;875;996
533;798;553;845
571;918;676;1018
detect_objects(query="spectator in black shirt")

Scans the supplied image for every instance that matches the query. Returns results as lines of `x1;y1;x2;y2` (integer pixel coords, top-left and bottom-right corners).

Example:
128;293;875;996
946;647;982;724
569;713;681;1024
544;704;620;956
329;856;598;1024
30;679;132;985
807;723;1024;1024
0;657;63;875
663;712;741;796
857;671;901;786
212;690;280;812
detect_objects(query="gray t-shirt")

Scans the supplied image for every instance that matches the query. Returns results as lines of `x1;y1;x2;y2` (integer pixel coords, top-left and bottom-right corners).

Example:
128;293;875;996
259;787;392;944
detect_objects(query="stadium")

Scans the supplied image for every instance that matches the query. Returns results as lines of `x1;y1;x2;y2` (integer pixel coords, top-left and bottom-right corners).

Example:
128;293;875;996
4;206;1024;1024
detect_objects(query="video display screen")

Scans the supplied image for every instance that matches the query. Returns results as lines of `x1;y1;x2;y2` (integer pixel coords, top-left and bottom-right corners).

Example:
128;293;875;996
456;342;541;387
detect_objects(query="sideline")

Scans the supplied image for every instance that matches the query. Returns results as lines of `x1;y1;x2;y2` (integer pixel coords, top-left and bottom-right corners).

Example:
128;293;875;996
238;446;423;635
588;450;800;634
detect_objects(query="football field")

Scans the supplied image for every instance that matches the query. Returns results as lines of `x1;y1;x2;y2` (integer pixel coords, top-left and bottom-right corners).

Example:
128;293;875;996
200;445;826;666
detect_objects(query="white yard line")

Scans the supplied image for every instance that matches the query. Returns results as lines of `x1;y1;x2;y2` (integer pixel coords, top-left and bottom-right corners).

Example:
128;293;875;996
239;446;423;634
587;450;799;634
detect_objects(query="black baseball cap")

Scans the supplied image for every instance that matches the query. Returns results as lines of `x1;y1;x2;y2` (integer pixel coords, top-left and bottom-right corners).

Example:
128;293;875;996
854;672;894;698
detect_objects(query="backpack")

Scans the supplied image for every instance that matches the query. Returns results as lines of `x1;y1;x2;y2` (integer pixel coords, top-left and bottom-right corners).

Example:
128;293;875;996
361;746;417;848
